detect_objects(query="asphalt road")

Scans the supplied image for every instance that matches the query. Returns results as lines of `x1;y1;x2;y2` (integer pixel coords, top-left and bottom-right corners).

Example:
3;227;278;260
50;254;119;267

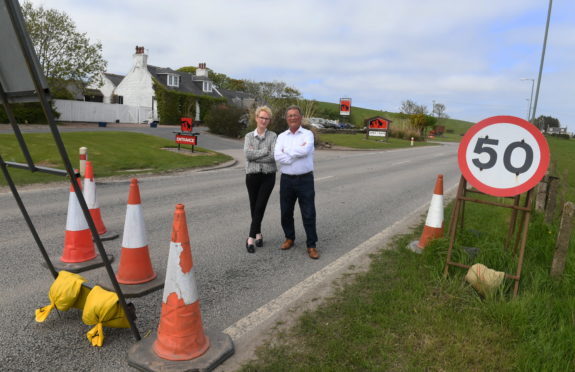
0;124;460;371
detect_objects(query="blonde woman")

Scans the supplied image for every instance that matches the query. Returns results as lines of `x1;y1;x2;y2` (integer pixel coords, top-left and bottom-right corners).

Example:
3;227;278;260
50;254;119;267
243;106;277;253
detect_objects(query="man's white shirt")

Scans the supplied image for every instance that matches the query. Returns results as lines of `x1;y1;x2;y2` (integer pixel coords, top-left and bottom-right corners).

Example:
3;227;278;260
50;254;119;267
274;126;314;175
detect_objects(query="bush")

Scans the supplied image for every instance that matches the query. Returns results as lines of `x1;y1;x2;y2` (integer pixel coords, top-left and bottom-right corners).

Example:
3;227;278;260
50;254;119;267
204;104;246;138
154;80;225;125
0;102;60;124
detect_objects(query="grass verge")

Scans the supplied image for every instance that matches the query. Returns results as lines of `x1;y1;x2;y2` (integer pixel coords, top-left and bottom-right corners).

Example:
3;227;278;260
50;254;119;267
318;133;435;150
0;131;231;186
239;138;575;371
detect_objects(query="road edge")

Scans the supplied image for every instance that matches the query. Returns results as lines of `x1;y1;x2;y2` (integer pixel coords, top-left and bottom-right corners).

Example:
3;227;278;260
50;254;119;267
215;184;458;371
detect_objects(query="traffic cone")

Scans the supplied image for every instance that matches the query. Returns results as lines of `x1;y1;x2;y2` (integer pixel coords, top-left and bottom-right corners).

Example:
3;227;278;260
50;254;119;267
83;161;118;241
409;175;444;253
116;179;157;285
153;204;209;360
127;204;234;370
61;177;97;263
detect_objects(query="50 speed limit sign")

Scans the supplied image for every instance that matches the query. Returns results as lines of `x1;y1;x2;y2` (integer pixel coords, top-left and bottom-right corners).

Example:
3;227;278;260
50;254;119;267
458;116;550;197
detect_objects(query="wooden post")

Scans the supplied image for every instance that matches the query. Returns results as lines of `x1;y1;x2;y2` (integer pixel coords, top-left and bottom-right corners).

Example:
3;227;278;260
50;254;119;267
550;202;574;278
544;176;559;224
535;176;548;212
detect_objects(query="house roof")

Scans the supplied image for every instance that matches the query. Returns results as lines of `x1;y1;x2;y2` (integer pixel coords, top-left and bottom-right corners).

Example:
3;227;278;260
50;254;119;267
103;73;125;86
218;88;253;101
147;65;223;99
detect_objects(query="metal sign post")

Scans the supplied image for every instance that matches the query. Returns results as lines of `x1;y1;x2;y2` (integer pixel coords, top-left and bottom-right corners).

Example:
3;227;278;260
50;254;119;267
0;0;140;340
444;116;550;297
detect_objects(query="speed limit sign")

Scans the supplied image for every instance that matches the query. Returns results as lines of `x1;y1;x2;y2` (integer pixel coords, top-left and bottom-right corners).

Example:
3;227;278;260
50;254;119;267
458;116;550;197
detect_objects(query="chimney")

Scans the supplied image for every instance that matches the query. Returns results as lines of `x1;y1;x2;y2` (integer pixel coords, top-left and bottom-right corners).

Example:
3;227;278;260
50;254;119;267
133;45;148;68
196;62;208;77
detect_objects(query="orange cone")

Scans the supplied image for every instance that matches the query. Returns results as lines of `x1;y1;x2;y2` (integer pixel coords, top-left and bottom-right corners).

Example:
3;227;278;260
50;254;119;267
116;179;157;284
83;161;108;236
409;175;444;253
61;177;97;263
152;204;210;361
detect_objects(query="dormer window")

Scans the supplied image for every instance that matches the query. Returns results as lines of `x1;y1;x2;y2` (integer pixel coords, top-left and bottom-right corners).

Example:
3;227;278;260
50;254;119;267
167;74;180;87
202;81;212;92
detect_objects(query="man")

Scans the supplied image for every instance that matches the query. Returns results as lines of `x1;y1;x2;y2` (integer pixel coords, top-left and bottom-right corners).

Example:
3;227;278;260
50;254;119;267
274;105;319;259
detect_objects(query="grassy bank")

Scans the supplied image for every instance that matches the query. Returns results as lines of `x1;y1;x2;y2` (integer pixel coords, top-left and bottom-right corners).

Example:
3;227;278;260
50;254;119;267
240;139;575;371
318;133;435;149
0;131;231;186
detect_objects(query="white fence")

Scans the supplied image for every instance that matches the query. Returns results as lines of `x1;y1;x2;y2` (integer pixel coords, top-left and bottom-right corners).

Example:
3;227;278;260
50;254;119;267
53;100;156;124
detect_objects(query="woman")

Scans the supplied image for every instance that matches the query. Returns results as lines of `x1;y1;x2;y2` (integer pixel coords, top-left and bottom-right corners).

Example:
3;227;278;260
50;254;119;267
243;106;277;253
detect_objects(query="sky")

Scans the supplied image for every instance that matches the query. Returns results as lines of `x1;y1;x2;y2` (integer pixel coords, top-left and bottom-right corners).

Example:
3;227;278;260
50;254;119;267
23;0;575;132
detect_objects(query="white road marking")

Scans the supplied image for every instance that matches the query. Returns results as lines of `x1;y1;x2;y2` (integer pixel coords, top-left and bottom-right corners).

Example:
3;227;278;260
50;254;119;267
315;176;334;182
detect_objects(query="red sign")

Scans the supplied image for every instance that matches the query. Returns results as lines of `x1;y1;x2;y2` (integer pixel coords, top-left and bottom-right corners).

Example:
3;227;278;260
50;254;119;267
176;134;197;145
180;117;193;132
340;98;351;116
458;115;550;197
368;118;389;130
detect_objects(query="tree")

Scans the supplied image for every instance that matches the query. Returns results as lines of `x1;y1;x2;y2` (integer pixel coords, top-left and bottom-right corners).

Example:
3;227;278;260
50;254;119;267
21;2;107;93
432;102;449;120
533;115;560;131
400;99;427;115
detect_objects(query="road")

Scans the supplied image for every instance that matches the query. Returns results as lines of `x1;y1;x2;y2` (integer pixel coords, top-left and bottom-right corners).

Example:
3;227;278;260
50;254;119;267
0;124;460;371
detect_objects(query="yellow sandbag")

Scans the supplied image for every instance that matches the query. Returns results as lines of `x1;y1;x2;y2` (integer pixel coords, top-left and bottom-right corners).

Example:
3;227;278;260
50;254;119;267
82;286;130;347
465;263;505;297
35;271;86;322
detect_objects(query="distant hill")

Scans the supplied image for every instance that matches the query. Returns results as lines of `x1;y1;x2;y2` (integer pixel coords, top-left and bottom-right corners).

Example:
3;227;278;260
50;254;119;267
314;100;474;136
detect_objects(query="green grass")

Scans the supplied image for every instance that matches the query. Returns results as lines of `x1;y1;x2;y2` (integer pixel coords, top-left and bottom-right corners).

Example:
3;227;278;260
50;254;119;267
318;133;435;149
240;140;575;371
547;136;575;202
0;131;231;186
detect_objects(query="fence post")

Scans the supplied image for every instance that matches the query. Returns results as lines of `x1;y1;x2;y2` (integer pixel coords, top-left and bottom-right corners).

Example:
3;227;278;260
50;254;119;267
544;176;559;224
550;202;574;278
535;175;548;212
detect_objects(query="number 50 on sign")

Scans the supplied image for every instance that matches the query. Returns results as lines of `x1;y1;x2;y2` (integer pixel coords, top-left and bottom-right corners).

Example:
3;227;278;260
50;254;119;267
458;116;550;197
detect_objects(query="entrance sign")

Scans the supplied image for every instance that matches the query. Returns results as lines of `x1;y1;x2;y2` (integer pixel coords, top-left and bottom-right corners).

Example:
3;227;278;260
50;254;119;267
176;134;197;145
458;116;549;197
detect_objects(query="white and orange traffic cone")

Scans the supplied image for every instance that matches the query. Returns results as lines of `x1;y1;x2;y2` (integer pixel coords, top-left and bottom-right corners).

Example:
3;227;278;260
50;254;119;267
49;173;113;272
127;204;234;370
116;179;157;285
83;161;118;241
61;177;97;263
409;175;444;254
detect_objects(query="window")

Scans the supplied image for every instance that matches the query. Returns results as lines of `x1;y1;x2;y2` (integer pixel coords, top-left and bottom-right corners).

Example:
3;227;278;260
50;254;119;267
202;80;212;92
117;96;123;104
167;74;180;87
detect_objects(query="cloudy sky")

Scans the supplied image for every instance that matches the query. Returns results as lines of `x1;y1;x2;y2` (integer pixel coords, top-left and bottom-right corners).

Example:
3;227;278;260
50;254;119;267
24;0;575;131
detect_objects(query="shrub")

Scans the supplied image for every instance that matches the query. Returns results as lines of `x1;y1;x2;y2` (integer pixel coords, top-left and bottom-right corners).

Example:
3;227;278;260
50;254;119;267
204;104;246;138
0;102;60;124
153;80;225;125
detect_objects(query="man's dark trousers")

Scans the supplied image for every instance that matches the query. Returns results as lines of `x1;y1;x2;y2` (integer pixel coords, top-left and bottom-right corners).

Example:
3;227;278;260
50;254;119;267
280;172;317;248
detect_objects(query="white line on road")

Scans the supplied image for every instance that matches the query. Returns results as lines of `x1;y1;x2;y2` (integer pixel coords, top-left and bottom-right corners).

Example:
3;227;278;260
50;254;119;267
392;160;410;166
315;176;334;182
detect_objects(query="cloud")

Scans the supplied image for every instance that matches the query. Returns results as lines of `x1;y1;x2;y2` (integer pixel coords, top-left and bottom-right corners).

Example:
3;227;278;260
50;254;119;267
23;0;575;130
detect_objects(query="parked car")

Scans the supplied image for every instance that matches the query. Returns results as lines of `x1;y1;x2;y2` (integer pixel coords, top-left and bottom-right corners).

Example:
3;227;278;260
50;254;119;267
310;122;325;129
322;120;339;129
337;122;353;129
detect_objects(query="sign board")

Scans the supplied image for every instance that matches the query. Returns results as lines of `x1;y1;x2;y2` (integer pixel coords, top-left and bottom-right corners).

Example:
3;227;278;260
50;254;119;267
368;117;390;130
180;117;193;132
340;98;351;116
369;131;386;137
458;115;550;197
175;134;197;145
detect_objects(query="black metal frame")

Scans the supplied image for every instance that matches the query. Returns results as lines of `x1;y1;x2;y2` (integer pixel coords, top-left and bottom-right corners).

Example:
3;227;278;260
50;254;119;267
0;0;140;340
